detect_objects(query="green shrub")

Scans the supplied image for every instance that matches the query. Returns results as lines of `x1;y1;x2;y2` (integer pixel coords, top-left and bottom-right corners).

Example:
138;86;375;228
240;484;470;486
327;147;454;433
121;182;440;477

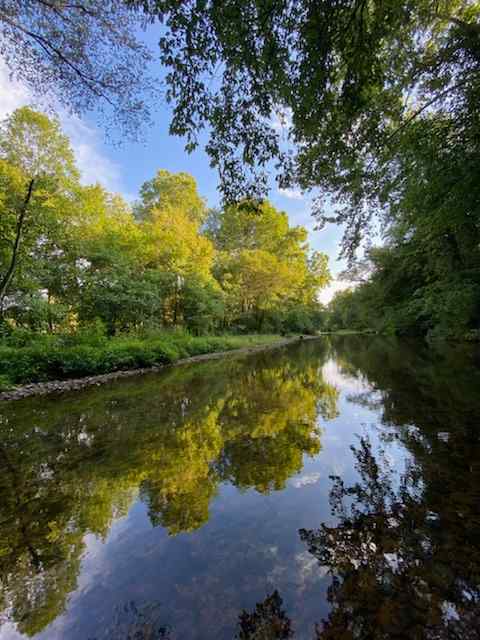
149;340;181;363
60;319;108;348
101;341;161;371
0;345;47;383
464;329;480;342
52;345;102;377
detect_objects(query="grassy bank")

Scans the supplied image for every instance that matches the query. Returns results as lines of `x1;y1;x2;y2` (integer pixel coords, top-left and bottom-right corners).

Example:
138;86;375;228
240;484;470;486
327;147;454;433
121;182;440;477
0;331;282;391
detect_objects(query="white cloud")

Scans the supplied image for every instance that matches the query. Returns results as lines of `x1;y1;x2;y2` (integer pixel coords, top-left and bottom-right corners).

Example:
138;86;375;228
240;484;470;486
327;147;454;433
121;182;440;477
295;550;328;591
0;61;125;195
0;621;24;640
278;187;304;200
322;358;367;394
290;472;321;488
60;114;123;192
319;279;353;305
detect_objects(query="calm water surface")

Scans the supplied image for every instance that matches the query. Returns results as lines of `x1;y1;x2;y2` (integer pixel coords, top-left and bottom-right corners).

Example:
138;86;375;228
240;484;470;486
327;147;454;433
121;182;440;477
0;337;479;639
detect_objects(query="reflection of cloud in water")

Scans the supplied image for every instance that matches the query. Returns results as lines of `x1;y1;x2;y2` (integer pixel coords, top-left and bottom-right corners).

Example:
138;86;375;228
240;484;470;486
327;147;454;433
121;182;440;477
322;360;370;395
295;551;328;592
266;563;288;585
290;472;321;488
330;461;347;476
266;550;328;595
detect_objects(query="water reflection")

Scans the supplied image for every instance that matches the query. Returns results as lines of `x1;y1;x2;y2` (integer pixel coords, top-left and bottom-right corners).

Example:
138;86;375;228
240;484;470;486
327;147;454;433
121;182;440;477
301;437;480;639
304;337;480;639
1;337;480;639
0;342;337;637
89;601;171;639
88;594;292;640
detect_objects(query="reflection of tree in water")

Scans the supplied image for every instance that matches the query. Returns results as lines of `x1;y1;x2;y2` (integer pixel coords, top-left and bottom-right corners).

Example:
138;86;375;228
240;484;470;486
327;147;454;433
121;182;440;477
0;342;336;636
82;338;480;640
89;601;172;639
236;591;293;640
300;436;480;639
217;360;327;493
234;430;480;639
330;336;480;439
83;431;480;639
0;424;136;637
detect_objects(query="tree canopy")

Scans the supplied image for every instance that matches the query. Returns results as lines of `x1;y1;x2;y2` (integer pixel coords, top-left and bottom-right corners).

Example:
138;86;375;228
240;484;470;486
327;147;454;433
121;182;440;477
0;0;155;137
130;0;480;259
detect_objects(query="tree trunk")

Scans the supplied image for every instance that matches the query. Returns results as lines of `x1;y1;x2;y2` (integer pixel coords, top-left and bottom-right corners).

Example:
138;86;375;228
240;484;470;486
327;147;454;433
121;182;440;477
0;178;35;316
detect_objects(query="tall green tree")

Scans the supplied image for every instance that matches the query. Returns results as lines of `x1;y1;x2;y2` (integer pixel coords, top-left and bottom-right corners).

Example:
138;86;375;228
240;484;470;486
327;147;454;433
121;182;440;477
0;107;79;318
210;201;330;332
135;169;208;224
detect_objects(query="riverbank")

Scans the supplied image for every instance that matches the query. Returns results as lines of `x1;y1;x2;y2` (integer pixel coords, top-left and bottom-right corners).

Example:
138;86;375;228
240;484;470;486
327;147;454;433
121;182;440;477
0;334;314;401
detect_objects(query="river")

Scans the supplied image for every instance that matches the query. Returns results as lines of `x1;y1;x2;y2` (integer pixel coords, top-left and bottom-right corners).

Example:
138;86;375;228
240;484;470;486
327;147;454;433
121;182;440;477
0;337;479;639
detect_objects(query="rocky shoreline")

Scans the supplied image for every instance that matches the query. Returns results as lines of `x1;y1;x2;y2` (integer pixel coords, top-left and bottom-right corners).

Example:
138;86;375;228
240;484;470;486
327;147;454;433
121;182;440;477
0;336;316;402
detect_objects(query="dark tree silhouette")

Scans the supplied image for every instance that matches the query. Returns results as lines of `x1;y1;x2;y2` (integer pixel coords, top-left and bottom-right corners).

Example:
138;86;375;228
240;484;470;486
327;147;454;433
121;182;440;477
236;591;294;640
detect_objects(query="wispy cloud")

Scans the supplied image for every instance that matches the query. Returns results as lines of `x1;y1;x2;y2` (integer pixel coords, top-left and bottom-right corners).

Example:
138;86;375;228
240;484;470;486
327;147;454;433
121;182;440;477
290;472;321;488
60;115;123;193
278;187;304;200
0;61;125;195
0;62;31;119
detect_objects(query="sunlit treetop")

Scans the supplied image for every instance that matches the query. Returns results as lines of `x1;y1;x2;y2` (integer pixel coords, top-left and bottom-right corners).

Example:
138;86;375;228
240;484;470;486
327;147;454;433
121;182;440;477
135;169;208;224
0;106;78;182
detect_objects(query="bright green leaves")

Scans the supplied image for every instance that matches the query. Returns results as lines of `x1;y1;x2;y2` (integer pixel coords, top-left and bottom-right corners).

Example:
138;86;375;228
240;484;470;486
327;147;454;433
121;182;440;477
135;169;208;224
209;201;331;332
0;107;78;182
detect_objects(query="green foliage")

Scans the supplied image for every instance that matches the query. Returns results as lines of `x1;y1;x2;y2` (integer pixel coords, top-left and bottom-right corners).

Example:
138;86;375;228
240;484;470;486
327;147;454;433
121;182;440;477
212;202;330;333
129;2;479;342
128;2;478;242
327;112;480;340
180;277;224;335
0;374;11;391
135;169;207;223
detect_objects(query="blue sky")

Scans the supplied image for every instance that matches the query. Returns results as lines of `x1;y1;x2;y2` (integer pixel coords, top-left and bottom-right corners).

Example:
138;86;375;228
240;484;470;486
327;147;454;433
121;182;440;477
0;24;350;301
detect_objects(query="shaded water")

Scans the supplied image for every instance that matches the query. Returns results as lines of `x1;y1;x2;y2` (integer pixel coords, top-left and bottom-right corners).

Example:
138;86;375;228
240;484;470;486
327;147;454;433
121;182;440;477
0;337;479;639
